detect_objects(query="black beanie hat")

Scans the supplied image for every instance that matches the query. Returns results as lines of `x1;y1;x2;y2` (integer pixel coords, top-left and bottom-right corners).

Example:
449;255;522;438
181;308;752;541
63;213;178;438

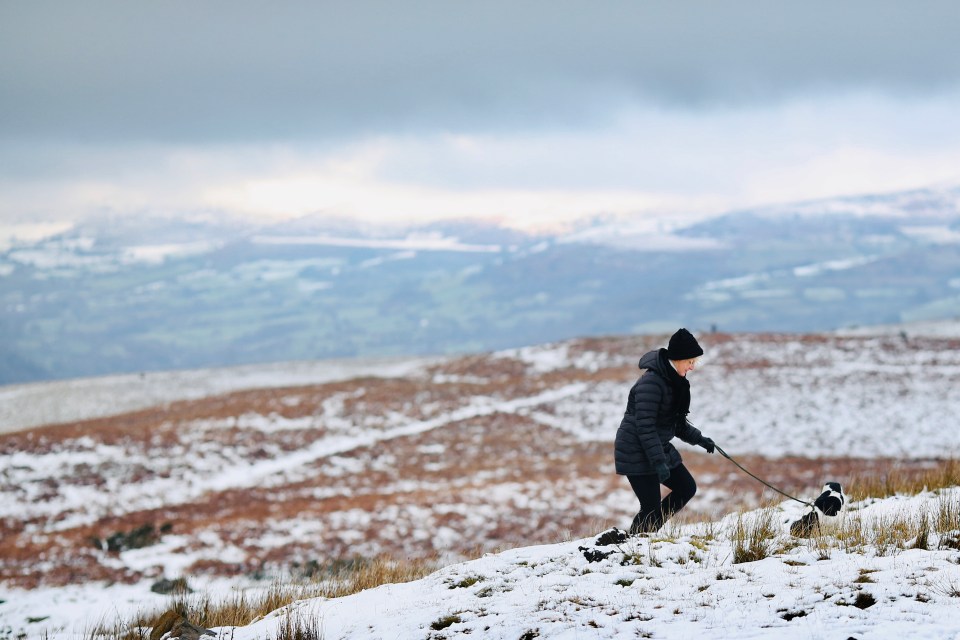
666;328;703;360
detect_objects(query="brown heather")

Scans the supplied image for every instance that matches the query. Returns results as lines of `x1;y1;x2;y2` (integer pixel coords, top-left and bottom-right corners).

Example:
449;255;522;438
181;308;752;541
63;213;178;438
847;459;960;501
2;333;958;604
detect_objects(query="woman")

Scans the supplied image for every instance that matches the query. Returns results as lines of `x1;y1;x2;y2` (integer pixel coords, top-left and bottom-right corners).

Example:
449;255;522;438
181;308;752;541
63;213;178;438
614;328;716;534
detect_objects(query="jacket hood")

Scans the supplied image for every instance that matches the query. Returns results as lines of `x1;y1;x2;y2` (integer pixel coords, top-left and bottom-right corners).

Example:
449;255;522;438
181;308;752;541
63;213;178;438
638;347;691;414
638;348;667;374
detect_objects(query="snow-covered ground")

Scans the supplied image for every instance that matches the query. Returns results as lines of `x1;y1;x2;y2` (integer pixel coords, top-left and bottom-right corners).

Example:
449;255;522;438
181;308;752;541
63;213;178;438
4;329;959;543
3;489;959;639
504;328;960;459
3;324;960;638
0;355;444;434
835;317;960;338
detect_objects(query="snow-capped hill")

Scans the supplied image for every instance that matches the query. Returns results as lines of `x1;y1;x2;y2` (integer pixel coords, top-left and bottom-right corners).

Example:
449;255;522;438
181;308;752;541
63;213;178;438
558;183;960;250
736;184;960;221
2;331;960;638
5;183;960;385
11;488;957;639
1;330;958;594
231;488;960;640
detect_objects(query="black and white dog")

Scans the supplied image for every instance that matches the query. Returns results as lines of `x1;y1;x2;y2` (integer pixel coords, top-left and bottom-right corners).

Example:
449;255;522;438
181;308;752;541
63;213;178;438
790;482;845;537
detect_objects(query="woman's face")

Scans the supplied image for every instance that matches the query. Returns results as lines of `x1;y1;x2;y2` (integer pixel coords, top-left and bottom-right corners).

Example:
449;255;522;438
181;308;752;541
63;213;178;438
673;357;699;377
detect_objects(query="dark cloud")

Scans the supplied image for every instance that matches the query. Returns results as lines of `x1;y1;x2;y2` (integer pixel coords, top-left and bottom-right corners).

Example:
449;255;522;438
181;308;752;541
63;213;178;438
2;1;960;144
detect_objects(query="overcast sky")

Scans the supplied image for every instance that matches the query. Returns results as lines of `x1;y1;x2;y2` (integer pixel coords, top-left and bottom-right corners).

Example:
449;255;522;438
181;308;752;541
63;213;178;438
2;1;960;233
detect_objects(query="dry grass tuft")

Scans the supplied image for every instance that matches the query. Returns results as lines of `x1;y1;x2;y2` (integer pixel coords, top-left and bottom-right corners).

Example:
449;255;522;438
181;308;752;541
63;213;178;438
828;490;960;557
318;555;438;599
732;508;778;564
930;577;960;598
870;511;924;556
848;459;960;501
91;555;437;639
935;493;960;537
273;608;322;640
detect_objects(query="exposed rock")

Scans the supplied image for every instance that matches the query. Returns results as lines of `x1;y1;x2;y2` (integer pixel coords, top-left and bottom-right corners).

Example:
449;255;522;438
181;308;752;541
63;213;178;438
92;522;173;553
579;546;614;563
594;528;627;546
150;577;192;595
149;609;216;640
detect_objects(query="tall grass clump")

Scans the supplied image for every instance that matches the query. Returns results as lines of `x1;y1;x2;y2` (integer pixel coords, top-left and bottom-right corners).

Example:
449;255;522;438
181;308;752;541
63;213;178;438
732;508;779;564
912;513;931;550
848;459;960;501
831;494;960;556
94;555;438;640
274;607;322;640
319;554;438;598
867;511;925;556
935;493;960;534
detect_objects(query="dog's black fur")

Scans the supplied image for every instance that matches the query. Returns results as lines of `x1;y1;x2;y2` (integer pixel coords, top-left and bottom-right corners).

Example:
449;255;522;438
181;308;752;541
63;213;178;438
814;481;844;516
790;481;845;537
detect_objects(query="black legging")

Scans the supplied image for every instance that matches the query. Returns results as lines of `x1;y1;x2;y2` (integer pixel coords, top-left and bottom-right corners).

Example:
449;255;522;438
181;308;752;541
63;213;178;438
627;463;697;533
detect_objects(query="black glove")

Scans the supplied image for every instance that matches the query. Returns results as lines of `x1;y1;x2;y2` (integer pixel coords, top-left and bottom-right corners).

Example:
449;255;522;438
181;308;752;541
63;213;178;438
697;436;716;454
654;463;671;483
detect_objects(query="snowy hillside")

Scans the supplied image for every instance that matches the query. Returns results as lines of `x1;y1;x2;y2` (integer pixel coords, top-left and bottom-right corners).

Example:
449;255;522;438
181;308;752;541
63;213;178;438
4;488;960;639
0;355;444;434
234;489;960;640
2;327;960;638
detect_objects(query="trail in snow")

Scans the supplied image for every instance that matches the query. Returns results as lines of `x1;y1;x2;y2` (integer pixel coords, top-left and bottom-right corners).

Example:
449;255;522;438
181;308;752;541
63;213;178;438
202;383;587;493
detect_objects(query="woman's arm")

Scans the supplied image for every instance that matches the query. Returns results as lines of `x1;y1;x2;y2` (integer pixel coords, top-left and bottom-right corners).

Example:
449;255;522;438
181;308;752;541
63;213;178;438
632;378;668;469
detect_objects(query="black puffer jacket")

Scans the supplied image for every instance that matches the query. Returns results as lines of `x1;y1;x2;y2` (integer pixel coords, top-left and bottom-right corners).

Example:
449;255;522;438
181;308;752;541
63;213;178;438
614;348;704;476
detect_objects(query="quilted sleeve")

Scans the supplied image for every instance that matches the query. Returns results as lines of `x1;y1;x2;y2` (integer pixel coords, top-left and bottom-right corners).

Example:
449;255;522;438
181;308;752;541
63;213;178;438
632;377;667;469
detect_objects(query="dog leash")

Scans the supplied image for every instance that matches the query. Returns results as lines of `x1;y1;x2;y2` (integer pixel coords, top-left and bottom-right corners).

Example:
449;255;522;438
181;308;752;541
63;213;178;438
715;444;813;507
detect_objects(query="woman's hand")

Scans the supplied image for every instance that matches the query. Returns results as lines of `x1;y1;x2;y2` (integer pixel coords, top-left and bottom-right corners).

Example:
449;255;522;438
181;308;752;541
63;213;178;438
655;463;671;483
697;436;716;454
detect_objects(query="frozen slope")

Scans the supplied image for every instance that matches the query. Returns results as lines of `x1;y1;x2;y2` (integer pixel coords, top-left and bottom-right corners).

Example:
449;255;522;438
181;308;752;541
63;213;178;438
229;489;960;640
4;489;959;640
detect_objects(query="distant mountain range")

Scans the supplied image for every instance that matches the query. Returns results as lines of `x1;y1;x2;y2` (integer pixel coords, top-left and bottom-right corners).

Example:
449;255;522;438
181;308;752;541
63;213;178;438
2;185;960;384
